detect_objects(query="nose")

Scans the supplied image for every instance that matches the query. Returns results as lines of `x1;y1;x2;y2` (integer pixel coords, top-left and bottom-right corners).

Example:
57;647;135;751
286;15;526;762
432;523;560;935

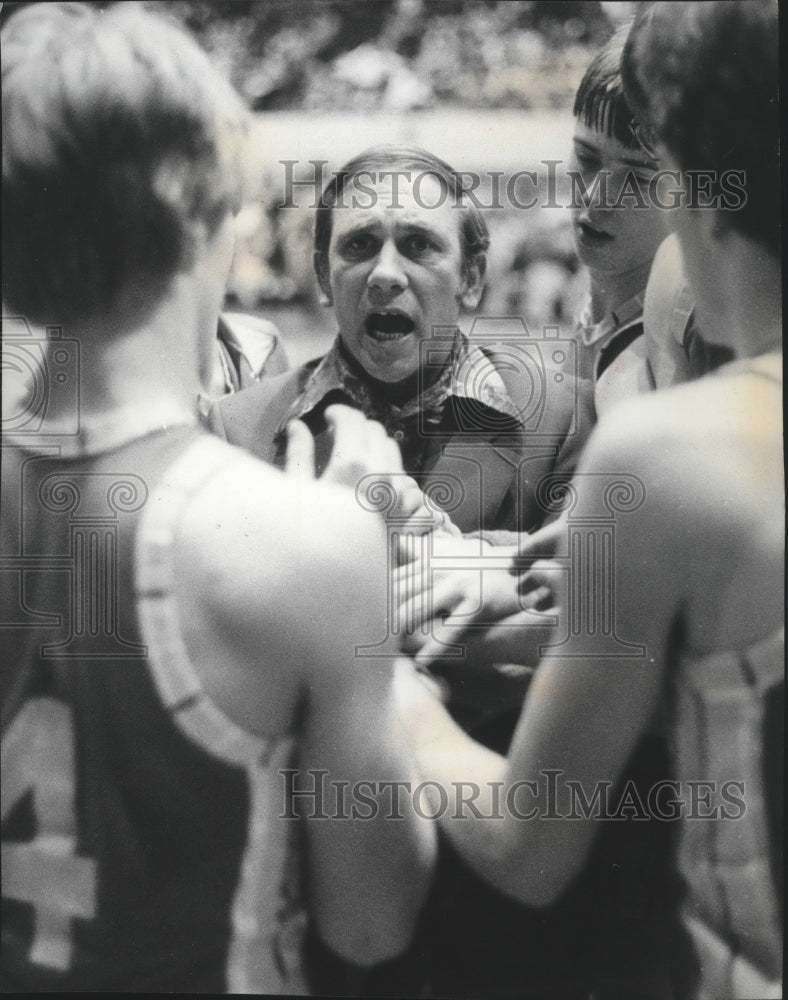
573;164;611;218
367;238;408;299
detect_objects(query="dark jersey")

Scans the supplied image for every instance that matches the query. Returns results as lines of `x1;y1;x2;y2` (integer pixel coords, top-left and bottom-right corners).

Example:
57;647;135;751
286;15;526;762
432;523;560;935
1;427;306;992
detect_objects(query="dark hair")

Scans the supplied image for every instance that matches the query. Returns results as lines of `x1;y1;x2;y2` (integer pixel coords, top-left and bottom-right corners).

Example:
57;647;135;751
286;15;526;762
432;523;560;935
2;1;250;329
573;30;642;151
622;0;779;256
313;144;490;276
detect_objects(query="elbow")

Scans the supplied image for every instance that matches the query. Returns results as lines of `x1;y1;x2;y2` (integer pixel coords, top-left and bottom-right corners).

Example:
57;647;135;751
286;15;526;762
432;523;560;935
318;865;431;967
510;867;570;909
492;838;578;910
311;820;435;968
319;908;419;968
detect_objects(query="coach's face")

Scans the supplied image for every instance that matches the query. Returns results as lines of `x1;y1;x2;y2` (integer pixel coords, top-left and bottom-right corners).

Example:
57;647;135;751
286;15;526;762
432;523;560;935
317;174;484;383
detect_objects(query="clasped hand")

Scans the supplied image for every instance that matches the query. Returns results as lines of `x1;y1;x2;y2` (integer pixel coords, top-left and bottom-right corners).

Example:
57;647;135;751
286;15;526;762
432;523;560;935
395;518;569;674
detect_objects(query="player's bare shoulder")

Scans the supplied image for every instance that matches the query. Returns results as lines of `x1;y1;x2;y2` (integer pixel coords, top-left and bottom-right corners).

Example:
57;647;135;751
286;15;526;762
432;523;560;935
180;437;384;617
167;436;389;729
580;366;783;650
592;363;782;525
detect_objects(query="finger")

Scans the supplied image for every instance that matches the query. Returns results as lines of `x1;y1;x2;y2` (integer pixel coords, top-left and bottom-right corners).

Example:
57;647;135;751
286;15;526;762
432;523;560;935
395;529;424;570
400;496;458;540
420;483;459;536
381;427;405;474
324;402;367;431
520;584;554;611
400;509;447;542
414;597;479;670
440;515;462;538
518;559;563;597
393;557;433;629
398;582;439;635
321;406;375;486
393;478;429;521
429;573;474;620
398;583;452;635
323;404;369;462
285;420;315;478
398;566;473;630
393;557;429;603
395;516;434;569
509;516;566;573
400;627;430;655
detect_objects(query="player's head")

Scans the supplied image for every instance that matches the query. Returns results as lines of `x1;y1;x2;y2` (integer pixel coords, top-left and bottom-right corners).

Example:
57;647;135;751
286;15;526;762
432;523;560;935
313;146;489;382
568;32;665;276
622;0;779;258
2;1;250;331
573;30;656;159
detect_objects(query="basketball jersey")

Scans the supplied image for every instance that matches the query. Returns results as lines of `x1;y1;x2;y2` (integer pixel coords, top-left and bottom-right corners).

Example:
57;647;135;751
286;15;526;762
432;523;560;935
574;290;654;419
1;427;308;992
671;629;783;999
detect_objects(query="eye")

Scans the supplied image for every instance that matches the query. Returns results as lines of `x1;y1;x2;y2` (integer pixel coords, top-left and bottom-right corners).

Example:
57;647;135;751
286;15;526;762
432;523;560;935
574;152;600;170
404;233;435;254
340;233;375;257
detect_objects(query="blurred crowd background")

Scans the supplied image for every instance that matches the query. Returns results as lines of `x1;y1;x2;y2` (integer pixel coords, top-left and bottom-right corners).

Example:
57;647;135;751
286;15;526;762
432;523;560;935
4;0;639;364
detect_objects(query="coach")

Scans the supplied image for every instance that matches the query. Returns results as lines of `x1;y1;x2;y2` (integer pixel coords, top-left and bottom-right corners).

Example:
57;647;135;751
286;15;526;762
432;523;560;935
211;145;592;536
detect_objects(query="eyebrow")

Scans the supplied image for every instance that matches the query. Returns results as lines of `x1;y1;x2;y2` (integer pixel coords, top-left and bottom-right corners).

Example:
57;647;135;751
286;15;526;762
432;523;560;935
620;155;660;170
335;219;449;248
397;221;448;246
333;220;382;251
336;221;378;241
573;137;658;170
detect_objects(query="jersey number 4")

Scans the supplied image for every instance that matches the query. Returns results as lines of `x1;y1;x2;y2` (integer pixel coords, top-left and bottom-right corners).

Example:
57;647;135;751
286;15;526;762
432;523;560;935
2;698;97;971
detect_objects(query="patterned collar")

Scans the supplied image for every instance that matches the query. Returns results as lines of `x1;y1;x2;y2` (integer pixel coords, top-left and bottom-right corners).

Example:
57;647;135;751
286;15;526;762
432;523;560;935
277;332;522;436
575;289;645;348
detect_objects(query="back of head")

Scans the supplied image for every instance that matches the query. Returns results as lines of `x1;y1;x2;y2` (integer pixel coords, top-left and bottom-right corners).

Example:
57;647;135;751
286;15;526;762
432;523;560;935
2;1;250;331
622;0;779;257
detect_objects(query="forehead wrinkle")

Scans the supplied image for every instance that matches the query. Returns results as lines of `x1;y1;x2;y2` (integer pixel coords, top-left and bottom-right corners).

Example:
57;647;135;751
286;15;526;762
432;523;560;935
332;205;458;249
394;215;453;243
334;217;382;240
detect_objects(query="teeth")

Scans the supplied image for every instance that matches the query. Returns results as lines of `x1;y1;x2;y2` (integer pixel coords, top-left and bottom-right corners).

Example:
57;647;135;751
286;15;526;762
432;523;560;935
365;312;415;337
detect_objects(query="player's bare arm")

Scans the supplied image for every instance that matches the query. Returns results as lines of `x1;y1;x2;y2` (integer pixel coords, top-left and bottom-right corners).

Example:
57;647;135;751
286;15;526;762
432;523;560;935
173;440;435;965
396;412;692;905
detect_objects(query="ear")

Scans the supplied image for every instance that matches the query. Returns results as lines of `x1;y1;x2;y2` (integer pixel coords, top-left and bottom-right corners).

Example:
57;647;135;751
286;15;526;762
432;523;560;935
459;252;486;310
314;250;333;306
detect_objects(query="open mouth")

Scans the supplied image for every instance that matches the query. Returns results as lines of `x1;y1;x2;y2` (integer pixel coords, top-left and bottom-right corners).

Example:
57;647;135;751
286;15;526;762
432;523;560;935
364;312;416;341
577;220;614;244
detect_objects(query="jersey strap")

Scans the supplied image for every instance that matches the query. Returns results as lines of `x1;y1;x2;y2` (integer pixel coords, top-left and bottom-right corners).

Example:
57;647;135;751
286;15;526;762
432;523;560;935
134;434;309;994
134;435;280;767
